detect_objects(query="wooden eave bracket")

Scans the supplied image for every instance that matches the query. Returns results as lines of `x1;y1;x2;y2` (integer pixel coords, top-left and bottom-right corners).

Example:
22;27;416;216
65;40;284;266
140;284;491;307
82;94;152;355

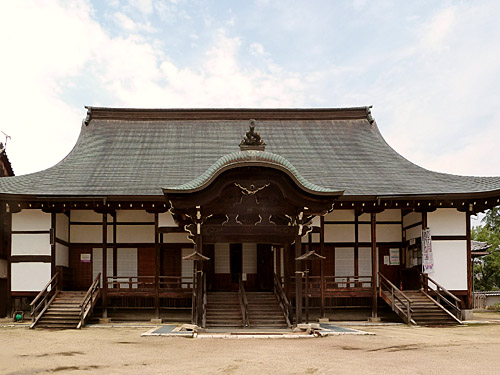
182;251;210;261
295;250;326;261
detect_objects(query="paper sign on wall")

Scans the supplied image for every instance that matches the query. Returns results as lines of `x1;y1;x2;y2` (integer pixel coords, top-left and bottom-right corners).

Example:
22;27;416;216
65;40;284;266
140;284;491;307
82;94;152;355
80;253;91;263
422;228;434;273
389;248;400;265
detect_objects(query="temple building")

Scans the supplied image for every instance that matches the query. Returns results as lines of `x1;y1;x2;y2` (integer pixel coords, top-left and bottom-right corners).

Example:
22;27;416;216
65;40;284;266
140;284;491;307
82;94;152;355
1;107;499;328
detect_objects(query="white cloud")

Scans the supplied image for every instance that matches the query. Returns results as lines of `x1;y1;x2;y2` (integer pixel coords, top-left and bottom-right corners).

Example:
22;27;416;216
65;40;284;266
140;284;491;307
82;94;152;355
0;2;311;175
0;0;102;175
353;3;500;176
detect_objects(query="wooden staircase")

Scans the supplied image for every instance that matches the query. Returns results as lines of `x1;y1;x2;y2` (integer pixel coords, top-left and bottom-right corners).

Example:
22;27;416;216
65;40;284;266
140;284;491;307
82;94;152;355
205;292;243;327
35;291;87;329
205;291;288;328
246;292;288;328
401;290;460;326
380;289;461;326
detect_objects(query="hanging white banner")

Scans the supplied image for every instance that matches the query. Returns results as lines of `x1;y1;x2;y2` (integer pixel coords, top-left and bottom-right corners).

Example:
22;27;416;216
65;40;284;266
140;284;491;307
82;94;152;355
422;228;434;273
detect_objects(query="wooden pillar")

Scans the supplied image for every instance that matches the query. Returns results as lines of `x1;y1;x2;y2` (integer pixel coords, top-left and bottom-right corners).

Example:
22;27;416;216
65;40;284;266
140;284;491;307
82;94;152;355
154;213;160;319
284;243;290;298
50;213;56;278
275;246;281;279
295;234;302;324
5;205;12;317
112;216;117;279
320;215;325;318
370;212;377;318
354;212;359;284
102;212;108;319
466;211;472;309
196;233;203;326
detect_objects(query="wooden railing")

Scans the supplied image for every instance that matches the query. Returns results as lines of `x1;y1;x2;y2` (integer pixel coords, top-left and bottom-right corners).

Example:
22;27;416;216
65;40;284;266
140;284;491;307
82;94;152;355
105;276;193;291
274;274;292;328
77;272;101;329
288;275;372;296
420;273;462;322
379;272;415;325
239;274;249;327
30;272;60;329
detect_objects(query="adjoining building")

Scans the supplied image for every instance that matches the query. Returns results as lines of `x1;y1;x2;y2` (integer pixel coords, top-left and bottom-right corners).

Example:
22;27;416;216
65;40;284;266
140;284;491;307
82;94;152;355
1;107;499;328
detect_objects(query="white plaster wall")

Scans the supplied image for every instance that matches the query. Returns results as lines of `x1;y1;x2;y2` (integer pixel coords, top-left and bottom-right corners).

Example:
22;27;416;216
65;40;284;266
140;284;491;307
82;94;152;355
405;226;422;241
403;212;421;227
428;209;466;236
163;232;191;244
71;226;114;243
376;210;401;221
116;210;154;222
11;262;51;291
242;243;257;274
359;224;371;242
310;216;321;227
325;224;355;242
359;213;370;221
0;259;7;278
11;234;51;255
430;240;467;290
325;210;355;221
55;243;69;267
116;225;154;243
376;224;402;242
71;225;104;243
56;213;69;241
158;212;176;227
71;210;102;222
12;210;50;231
214;243;230;274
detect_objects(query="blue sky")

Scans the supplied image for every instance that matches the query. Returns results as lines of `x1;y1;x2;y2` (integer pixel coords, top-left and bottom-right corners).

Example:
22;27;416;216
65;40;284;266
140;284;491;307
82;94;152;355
1;0;500;191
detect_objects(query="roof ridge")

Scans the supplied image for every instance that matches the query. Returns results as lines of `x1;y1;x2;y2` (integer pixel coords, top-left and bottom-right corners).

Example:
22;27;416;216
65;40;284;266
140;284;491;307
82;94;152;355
84;106;373;123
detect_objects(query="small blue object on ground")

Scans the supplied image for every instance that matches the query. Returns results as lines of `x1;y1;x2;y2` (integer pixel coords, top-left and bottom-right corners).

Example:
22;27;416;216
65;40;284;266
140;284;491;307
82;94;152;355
319;324;361;333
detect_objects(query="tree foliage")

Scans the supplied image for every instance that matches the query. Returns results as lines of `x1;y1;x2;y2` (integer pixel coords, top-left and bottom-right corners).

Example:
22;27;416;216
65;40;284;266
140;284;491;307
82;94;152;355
472;207;500;291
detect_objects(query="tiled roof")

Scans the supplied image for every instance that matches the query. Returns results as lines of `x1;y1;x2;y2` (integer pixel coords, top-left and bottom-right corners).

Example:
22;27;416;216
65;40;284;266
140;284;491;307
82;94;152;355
1;107;500;198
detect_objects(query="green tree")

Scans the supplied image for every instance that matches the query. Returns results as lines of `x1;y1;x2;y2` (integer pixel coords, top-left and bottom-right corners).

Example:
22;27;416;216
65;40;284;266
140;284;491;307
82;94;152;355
472;207;500;291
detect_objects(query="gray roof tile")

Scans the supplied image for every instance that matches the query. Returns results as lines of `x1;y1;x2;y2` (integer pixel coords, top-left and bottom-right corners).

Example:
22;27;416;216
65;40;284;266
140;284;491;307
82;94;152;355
1;108;499;198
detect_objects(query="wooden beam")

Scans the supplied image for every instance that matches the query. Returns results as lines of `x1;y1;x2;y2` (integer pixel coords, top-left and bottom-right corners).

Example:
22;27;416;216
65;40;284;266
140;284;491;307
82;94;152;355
10;255;52;263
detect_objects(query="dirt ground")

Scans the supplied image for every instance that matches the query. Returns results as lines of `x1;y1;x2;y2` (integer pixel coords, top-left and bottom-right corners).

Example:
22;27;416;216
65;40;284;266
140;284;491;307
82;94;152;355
1;321;500;375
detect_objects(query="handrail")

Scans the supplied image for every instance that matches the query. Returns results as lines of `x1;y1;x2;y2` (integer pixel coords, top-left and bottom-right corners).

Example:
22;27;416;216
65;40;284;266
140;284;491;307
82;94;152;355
274;274;292;328
420;273;462;321
378;272;414;325
238;273;249;327
105;275;194;290
30;272;59;328
77;272;101;329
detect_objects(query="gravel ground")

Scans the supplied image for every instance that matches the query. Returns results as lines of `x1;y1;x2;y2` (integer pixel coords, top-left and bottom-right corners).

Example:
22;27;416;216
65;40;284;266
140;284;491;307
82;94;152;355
1;321;500;375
